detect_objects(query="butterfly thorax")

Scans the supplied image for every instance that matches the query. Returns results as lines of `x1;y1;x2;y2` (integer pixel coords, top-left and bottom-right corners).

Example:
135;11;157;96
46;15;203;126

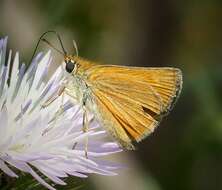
64;56;96;110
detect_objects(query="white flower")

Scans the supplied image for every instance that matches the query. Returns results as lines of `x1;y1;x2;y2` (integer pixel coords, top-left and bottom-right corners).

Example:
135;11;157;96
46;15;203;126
0;37;122;190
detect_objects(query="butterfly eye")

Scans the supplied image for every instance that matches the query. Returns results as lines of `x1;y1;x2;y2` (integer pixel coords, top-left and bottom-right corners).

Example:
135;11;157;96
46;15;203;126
65;61;75;73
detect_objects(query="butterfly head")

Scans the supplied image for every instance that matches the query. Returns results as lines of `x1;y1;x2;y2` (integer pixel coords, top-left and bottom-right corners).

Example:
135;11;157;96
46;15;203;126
64;56;78;74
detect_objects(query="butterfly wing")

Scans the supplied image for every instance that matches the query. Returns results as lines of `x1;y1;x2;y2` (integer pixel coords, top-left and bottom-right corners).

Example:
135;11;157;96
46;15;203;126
82;65;182;149
90;78;162;149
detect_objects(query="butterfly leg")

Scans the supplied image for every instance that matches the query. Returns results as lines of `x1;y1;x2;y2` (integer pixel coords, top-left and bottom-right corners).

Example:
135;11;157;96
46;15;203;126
41;85;66;108
82;100;89;159
42;83;75;122
52;89;66;123
45;86;67;126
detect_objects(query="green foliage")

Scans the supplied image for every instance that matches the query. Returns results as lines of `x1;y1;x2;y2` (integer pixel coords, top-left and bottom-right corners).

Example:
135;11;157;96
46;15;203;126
0;171;87;190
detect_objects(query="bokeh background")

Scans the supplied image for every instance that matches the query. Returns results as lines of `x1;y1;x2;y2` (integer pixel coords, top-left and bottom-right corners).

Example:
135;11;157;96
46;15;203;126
0;0;222;190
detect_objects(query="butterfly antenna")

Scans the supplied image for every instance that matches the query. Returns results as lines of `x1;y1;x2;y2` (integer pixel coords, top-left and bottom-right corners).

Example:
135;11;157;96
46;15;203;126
29;30;67;64
72;40;79;57
41;38;64;56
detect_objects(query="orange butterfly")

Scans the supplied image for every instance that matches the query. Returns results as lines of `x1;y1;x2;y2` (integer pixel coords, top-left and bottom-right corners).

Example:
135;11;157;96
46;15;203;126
36;31;182;150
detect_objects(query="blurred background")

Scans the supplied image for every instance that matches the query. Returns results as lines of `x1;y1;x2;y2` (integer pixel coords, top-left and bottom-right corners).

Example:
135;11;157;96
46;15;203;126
0;0;222;190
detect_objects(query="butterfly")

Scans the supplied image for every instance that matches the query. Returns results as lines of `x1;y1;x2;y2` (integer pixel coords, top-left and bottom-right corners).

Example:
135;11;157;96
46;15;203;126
35;31;183;150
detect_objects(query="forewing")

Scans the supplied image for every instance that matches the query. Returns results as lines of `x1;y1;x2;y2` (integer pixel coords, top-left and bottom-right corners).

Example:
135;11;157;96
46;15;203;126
87;66;182;113
85;65;182;149
92;81;160;149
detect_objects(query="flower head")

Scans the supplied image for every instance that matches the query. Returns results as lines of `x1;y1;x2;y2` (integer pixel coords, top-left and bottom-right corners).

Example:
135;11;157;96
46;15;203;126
0;37;122;190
